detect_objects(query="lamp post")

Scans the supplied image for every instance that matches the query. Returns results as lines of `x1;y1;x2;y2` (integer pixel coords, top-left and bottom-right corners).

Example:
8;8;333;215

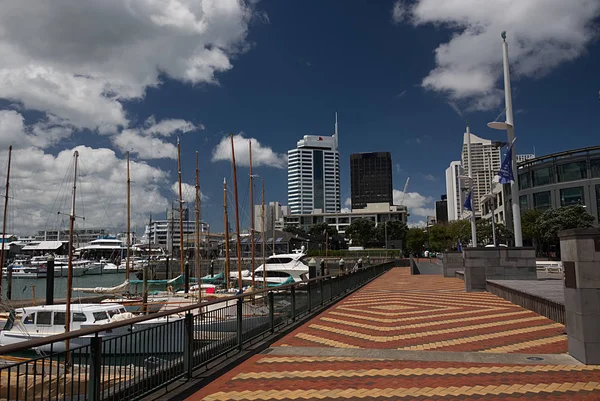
488;31;522;246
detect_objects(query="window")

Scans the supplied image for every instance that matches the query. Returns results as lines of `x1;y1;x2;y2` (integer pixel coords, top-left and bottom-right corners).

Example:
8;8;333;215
54;312;66;326
36;312;52;325
266;257;292;264
519;195;528;211
92;312;109;322
266;271;292;278
498;192;503;206
23;314;34;324
557;161;587;182
518;172;531;190
560;187;585;207
533;191;552;211
591;159;600;178
532;166;553;187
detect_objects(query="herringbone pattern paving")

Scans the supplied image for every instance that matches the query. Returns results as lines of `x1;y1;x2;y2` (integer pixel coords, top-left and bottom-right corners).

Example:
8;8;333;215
189;268;599;400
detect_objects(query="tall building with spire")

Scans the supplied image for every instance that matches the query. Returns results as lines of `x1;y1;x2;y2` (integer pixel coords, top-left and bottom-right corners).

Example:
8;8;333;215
288;114;341;215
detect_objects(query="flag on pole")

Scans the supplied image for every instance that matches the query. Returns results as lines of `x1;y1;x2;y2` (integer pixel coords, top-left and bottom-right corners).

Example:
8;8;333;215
496;138;517;184
457;242;463;252
463;190;473;212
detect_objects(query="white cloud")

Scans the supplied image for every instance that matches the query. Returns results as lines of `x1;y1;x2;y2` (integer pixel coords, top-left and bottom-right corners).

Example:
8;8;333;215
211;134;287;168
408;220;427;228
0;145;170;234
0;110;74;149
112;116;202;159
170;182;207;204
424;174;435;181
344;198;352;208
341;208;351;213
393;0;600;110
0;0;259;132
393;189;434;218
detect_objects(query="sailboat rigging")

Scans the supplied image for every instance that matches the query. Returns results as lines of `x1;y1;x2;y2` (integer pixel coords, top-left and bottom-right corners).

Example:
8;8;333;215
65;150;79;358
0;146;12;300
177;137;185;278
195;151;201;303
249;140;255;290
223;178;230;290
230;134;243;290
126;151;131;280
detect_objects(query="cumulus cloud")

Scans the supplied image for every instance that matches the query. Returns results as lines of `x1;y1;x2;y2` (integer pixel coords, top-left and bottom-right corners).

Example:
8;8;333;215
0;145;170;234
408;220;427;229
344;198;352;208
170;182;207;204
0;110;74;149
112;116;201;159
392;0;600;110
0;0;259;132
393;189;434;218
211;134;287;168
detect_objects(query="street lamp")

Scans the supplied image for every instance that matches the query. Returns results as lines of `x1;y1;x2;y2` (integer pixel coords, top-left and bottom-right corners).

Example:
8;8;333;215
458;173;477;247
487;31;523;247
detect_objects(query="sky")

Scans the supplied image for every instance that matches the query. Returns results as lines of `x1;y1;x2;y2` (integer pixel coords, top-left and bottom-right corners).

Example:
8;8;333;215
0;0;599;236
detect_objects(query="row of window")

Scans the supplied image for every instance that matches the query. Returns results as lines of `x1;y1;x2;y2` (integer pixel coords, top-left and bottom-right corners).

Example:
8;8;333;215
519;159;600;190
519;185;597;211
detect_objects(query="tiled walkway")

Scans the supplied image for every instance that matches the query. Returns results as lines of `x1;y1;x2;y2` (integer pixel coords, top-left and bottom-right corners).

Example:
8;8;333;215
188;268;600;400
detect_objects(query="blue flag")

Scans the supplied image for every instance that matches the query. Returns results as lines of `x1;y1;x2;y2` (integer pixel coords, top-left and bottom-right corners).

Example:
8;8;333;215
457;242;463;252
463;190;472;212
497;138;517;184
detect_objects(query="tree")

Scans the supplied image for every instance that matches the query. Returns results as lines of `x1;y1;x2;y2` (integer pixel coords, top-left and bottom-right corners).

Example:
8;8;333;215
375;220;408;246
428;224;451;251
521;209;543;251
308;222;338;238
476;219;513;245
537;205;594;257
404;227;427;256
344;218;376;247
448;219;471;248
283;224;307;237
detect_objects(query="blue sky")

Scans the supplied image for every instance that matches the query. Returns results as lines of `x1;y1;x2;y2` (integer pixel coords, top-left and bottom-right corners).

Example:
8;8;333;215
0;0;599;234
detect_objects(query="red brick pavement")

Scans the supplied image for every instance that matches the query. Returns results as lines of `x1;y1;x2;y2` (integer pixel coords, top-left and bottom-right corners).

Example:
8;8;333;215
187;268;595;401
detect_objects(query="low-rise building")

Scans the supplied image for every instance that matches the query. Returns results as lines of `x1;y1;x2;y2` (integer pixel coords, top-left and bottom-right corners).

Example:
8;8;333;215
283;202;408;235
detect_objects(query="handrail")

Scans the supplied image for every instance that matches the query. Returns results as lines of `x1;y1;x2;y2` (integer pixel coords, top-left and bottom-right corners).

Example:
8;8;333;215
0;263;387;355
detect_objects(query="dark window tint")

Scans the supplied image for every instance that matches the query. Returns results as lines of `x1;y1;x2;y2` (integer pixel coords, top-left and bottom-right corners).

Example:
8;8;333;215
557;161;587;182
532;166;553;186
37;312;52;325
533;191;552;211
54;312;66;326
518;172;531;190
73;313;87;322
93;312;108;322
560;187;585;207
23;314;34;324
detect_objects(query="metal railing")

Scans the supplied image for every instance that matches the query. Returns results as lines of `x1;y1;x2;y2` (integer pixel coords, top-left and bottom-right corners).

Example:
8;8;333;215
0;262;393;401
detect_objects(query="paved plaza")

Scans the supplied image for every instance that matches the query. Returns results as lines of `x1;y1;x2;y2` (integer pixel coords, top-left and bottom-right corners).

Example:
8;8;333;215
188;268;600;400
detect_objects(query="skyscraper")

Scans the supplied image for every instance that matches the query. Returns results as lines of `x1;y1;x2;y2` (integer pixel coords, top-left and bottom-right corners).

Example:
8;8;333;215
445;160;463;221
350;152;393;209
288;115;340;214
460;132;502;217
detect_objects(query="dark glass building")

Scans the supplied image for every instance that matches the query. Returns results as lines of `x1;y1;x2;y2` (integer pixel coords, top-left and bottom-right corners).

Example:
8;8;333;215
350;152;393;209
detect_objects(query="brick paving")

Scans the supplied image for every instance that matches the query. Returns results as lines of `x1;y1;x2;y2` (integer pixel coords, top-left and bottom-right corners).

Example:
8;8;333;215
187;268;600;400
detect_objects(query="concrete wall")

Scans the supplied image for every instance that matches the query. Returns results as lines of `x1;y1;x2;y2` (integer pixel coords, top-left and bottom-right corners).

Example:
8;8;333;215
559;228;600;365
462;247;536;292
442;252;463;278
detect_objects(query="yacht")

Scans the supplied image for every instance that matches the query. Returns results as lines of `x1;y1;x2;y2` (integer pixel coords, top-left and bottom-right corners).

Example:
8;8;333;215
1;266;40;279
0;303;183;353
248;252;309;286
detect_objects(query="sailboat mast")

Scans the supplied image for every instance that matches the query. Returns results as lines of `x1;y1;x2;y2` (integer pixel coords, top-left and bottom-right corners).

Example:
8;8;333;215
177;137;185;275
65;150;79;352
0;146;12;297
230;134;243;290
223;178;230;289
261;179;266;289
126;151;131;280
249;140;255;290
195;151;201;303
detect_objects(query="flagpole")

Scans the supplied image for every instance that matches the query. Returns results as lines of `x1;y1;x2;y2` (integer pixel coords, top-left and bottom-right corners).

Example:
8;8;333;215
466;124;477;247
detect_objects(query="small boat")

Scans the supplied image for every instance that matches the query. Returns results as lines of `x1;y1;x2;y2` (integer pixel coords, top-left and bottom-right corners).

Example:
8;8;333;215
2;266;40;279
0;303;184;353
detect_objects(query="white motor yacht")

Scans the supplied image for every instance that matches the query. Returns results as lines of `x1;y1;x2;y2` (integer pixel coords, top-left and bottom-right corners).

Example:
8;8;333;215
248;252;309;286
1;266;40;278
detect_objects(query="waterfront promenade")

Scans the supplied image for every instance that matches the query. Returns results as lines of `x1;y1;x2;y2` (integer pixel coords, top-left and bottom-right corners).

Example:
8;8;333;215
188;267;600;400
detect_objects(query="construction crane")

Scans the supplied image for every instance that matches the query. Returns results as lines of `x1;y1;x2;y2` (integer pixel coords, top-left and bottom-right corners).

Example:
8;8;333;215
400;177;410;205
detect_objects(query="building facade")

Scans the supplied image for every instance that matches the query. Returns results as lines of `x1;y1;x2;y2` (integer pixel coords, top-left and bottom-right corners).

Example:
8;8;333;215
445;161;463;221
350;152;393;209
288;116;340;214
517;154;536;163
283;202;408;235
36;228;109;246
435;196;448;224
460;132;502;218
146;220;208;254
254;201;289;233
504;146;600;230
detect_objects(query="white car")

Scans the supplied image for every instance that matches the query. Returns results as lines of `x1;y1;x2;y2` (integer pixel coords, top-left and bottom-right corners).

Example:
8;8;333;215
485;244;508;248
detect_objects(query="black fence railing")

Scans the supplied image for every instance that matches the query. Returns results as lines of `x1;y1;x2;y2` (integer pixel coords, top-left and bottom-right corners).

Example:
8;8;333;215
0;262;394;401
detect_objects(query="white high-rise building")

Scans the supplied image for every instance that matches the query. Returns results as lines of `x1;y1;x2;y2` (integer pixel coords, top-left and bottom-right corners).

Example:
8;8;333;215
288;115;341;214
461;132;502;217
445;161;463;221
254;201;289;232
